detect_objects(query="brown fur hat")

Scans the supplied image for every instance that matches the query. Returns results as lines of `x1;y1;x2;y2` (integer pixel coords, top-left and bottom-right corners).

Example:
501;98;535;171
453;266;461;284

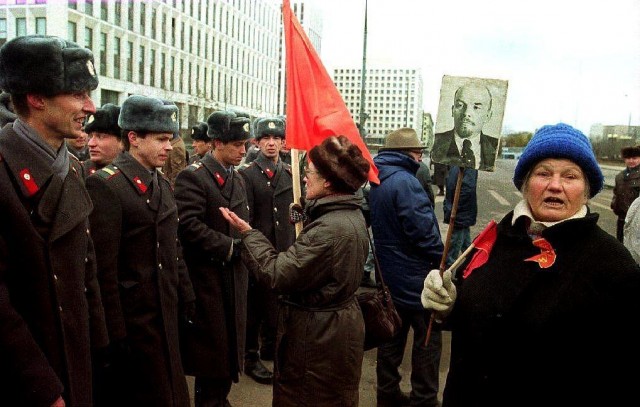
309;135;370;193
621;145;640;159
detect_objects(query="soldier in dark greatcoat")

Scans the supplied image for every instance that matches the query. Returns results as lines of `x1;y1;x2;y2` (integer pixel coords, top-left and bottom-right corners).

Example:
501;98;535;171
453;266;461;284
0;35;108;407
85;95;195;407
82;103;122;178
174;110;251;407
239;116;295;384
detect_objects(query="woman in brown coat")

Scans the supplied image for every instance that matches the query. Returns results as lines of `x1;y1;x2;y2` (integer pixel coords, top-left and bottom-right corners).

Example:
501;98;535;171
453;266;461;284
221;136;370;406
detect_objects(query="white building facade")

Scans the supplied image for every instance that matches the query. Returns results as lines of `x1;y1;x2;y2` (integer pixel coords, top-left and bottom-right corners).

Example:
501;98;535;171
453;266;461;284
332;67;424;146
0;0;285;138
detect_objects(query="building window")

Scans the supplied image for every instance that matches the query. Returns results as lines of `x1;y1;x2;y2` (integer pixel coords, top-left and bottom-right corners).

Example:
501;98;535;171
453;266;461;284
170;56;175;91
160;52;165;88
113;36;120;79
114;1;121;26
161;13;166;43
68;0;77;10
16;18;26;37
84;27;93;49
101;0;108;21
85;0;93;16
125;41;133;81
140;3;146;35
150;49;155;87
127;1;133;30
138;45;145;84
151;8;156;41
35;17;46;35
67;21;77;42
99;32;107;75
101;89;118;106
0;18;6;47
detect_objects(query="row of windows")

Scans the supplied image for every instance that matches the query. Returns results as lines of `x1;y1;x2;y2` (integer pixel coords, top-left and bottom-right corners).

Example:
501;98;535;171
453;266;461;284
336;69;418;75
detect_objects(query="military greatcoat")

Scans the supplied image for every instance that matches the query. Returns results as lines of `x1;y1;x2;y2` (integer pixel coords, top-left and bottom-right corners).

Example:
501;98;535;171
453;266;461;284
86;151;194;407
0;125;108;406
174;153;249;381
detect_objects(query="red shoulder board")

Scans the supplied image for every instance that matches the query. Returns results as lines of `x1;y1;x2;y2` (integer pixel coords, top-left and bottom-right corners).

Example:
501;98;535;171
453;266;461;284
264;167;274;179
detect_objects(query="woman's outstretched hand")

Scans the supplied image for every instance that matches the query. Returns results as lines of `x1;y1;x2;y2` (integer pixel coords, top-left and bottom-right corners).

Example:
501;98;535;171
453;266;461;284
219;207;252;233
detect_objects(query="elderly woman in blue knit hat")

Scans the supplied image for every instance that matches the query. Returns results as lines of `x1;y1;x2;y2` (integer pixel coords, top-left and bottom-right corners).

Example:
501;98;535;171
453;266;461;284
421;123;640;406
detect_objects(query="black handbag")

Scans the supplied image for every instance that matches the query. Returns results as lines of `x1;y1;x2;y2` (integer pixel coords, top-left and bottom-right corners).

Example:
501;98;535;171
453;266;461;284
357;233;402;351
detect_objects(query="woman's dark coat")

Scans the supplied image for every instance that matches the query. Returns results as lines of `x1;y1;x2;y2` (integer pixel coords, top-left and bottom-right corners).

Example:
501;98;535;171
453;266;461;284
241;195;368;406
445;211;640;407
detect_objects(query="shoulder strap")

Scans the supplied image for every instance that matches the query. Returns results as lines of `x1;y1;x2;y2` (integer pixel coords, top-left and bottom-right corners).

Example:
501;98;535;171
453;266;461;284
366;229;389;289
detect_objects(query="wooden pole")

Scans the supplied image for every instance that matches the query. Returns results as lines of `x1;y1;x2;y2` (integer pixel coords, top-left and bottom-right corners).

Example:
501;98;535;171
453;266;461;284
290;148;303;236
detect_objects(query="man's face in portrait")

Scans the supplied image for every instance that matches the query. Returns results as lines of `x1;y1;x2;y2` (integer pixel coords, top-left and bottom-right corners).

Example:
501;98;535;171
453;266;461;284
452;83;492;138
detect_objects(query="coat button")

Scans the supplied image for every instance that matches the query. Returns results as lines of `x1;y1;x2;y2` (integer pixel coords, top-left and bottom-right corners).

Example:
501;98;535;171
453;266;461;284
85;257;89;263
273;207;278;212
157;242;160;248
276;221;279;226
158;263;163;269
53;274;58;281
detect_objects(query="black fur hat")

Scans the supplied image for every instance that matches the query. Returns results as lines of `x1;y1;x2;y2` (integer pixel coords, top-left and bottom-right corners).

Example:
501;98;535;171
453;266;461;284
309;135;370;193
255;117;285;140
119;95;179;133
0;35;98;96
191;121;210;141
621;145;640;159
207;110;251;142
84;103;121;137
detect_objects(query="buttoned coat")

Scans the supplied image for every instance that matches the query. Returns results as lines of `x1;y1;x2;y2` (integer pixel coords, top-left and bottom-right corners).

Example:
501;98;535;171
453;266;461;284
174;153;249;381
445;212;640;406
239;153;295;252
0;125;108;406
611;166;640;218
240;195;368;406
431;130;498;171
86;152;193;407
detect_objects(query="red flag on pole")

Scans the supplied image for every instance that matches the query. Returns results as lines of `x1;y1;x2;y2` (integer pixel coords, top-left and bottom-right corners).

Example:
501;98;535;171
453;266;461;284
282;0;379;184
462;220;498;279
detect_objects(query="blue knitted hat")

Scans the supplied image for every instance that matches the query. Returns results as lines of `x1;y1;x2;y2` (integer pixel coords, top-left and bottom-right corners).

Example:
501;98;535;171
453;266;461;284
513;123;603;198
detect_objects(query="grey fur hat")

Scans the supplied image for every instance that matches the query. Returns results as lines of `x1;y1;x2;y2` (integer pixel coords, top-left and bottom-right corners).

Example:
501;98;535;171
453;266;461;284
84;103;121;137
255;117;285;140
119;95;179;133
207;110;251;142
0;92;16;127
191;121;210;141
0;35;98;96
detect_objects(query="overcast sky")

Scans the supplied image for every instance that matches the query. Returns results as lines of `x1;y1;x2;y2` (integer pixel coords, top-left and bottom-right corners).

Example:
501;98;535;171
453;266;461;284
316;0;640;136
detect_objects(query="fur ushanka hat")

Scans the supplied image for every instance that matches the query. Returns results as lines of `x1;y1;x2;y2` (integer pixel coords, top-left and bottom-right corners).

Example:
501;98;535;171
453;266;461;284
309;135;370;193
84;103;121;137
255;117;285;140
118;95;179;134
191;121;210;142
621;145;640;159
0;35;98;96
207;110;251;142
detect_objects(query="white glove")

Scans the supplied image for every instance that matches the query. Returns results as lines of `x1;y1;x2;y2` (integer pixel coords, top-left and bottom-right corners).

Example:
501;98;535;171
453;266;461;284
421;269;457;318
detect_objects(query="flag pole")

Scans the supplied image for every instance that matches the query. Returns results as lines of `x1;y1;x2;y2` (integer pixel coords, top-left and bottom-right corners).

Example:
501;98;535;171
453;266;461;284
291;148;303;236
425;167;465;345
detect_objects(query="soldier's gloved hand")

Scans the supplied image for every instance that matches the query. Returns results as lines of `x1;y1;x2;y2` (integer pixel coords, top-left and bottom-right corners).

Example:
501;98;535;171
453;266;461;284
421;269;457;320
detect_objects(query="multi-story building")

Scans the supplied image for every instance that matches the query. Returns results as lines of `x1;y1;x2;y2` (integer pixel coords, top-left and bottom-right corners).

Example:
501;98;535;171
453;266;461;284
332;66;424;146
0;0;284;139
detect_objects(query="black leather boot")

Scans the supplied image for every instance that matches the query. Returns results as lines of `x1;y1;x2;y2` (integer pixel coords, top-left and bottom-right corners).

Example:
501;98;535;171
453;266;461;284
244;357;273;385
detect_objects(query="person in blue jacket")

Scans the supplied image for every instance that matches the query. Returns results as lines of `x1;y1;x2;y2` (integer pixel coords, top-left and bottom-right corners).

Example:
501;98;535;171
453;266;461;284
369;127;444;407
443;166;478;266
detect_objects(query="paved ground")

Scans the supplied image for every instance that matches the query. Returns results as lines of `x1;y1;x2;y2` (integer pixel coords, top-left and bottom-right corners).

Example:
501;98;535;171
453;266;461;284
187;331;451;406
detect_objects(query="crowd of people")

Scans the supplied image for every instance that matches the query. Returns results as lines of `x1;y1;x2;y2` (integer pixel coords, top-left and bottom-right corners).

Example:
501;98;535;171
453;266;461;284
1;34;639;407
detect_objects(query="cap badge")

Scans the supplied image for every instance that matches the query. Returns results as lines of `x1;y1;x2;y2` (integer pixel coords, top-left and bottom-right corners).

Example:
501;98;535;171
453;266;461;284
86;60;96;76
243;123;249;132
171;112;177;122
268;122;276;129
86;115;95;124
191;128;195;135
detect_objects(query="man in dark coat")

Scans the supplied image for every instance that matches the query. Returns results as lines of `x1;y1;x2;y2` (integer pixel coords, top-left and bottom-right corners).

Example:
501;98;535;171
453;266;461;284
443;166;478;266
82;103;122;177
174;110;251;406
369;127;444;407
188;121;212;164
239;116;295;384
611;145;640;242
86;95;195;407
431;82;499;171
0;35;108;407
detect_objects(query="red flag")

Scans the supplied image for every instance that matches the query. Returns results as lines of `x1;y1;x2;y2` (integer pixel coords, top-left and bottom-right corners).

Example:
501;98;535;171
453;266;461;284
282;0;379;184
462;220;498;279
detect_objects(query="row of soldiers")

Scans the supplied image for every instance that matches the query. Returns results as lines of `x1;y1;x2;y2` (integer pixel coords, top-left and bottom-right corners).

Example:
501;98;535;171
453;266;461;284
0;35;296;406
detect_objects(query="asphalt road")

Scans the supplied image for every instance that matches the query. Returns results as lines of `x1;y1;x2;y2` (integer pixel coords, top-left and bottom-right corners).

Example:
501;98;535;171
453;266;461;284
187;158;621;406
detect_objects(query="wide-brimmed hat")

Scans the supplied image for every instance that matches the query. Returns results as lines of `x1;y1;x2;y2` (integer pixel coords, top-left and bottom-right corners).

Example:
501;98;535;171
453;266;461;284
379;127;426;151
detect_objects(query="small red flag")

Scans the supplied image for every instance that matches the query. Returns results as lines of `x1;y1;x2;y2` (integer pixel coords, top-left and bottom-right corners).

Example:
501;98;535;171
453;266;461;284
524;237;556;268
282;0;379;184
463;220;498;279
